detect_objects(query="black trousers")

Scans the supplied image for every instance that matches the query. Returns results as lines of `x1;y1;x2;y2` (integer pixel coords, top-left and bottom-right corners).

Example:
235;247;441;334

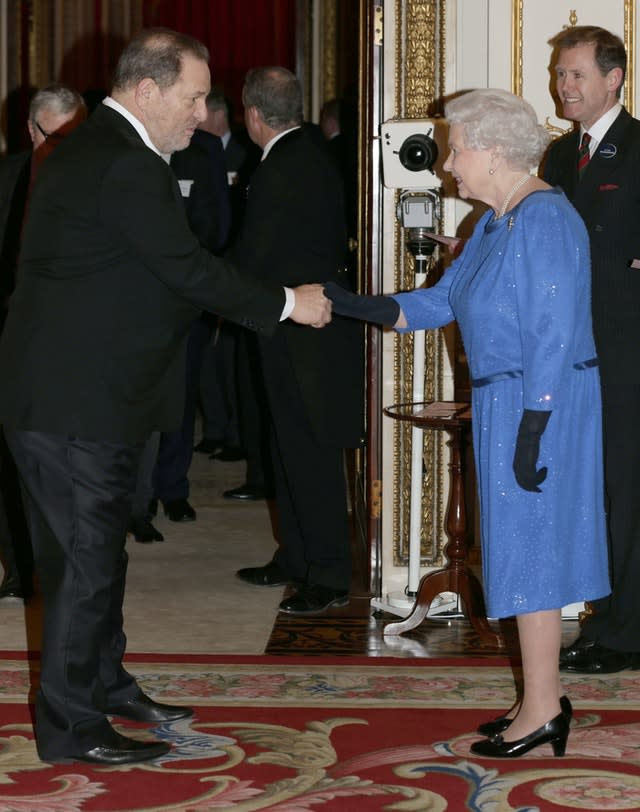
5;429;144;760
200;318;241;447
153;318;206;503
258;339;351;591
0;430;32;588
236;330;272;490
583;381;640;651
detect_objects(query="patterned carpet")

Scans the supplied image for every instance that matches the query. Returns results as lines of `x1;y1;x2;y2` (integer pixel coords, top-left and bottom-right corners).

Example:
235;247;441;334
1;653;640;811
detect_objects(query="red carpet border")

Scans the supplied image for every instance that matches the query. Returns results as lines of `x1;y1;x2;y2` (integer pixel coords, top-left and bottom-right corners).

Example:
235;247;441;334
1;652;639;810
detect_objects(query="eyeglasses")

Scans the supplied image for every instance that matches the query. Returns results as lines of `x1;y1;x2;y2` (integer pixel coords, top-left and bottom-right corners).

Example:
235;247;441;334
33;120;64;142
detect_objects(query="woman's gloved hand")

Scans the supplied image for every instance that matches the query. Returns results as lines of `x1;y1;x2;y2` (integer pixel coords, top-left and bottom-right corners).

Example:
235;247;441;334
513;409;552;492
324;281;400;326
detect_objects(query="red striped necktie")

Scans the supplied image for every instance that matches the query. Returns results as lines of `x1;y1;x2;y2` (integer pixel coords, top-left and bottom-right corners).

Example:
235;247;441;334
577;132;592;175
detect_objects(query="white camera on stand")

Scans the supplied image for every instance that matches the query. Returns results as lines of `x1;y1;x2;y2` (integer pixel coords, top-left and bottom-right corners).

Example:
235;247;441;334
380;118;448;190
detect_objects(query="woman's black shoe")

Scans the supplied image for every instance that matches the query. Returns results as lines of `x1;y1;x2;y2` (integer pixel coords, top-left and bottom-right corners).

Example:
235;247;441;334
470;711;570;758
477;695;572;737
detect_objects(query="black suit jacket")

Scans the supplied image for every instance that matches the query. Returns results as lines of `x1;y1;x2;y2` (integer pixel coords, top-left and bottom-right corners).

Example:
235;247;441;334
0;150;30;325
231;127;363;447
543;108;640;384
171;130;231;255
0;104;284;443
224;134;247;174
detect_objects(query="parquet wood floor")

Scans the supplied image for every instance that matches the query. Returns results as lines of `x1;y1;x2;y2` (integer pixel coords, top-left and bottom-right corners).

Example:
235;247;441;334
266;587;582;658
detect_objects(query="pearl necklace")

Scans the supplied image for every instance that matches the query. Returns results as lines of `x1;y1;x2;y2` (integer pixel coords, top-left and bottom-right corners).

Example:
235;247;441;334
496;173;531;219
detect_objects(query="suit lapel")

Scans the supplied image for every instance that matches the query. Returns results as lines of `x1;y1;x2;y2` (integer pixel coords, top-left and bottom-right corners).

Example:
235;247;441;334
574;108;631;209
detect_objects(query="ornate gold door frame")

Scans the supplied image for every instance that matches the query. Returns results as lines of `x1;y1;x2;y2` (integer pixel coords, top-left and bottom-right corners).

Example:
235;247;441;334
391;0;448;571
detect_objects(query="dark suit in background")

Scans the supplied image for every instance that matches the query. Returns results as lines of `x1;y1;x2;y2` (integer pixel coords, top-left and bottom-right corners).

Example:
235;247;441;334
0;82;88;595
233;124;363;598
197;128;247;459
0;151;32;597
544;107;640;657
151;130;232;519
0;152;30;319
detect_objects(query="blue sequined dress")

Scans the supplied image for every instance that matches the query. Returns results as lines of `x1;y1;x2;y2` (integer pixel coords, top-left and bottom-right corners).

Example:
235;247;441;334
393;188;610;618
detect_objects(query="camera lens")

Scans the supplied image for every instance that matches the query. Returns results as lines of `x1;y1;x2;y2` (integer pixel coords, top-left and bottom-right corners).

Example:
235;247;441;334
398;134;438;172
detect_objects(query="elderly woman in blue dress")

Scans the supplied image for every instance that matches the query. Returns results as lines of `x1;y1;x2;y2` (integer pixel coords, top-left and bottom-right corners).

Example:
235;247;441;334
326;88;610;759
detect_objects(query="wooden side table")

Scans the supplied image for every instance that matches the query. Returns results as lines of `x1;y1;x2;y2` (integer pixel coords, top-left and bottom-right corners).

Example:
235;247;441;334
382;401;503;647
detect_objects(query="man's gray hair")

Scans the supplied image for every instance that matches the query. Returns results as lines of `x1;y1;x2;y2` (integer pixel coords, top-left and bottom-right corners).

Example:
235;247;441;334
242;67;302;130
445;88;551;170
205;89;229;118
112;27;209;92
29;83;86;123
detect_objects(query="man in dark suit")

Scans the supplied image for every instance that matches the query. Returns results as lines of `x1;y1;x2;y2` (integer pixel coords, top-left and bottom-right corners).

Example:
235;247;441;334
320;97;359;293
0;83;87;599
234;67;363;615
129;128;231;538
544;26;640;674
193;89;248;462
0;29;330;766
150;129;232;524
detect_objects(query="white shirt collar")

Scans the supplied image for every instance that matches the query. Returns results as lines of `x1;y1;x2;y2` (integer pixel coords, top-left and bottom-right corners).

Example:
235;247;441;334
102;96;162;156
261;126;300;160
581;102;622;156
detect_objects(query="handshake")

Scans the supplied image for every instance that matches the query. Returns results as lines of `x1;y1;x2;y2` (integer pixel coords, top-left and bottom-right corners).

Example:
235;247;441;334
290;281;401;328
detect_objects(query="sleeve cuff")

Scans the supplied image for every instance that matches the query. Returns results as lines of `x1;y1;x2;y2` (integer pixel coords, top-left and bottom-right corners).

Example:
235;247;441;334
280;287;295;321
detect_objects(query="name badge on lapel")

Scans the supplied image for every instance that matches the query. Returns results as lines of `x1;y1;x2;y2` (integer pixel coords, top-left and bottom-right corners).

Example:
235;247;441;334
178;179;194;197
598;143;617;159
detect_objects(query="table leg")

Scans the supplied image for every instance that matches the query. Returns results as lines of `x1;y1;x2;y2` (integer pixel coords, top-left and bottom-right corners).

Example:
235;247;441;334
384;424;503;648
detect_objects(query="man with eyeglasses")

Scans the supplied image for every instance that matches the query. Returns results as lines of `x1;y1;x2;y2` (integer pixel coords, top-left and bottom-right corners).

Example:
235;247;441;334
0;83;86;605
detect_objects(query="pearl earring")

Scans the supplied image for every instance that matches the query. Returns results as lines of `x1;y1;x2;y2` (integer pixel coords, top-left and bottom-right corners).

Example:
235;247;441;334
489;168;495;175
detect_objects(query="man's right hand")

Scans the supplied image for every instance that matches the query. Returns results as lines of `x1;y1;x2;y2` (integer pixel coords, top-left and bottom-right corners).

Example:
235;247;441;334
289;284;332;328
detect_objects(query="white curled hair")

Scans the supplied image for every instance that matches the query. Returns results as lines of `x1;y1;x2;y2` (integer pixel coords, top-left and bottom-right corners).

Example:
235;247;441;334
445;88;551;170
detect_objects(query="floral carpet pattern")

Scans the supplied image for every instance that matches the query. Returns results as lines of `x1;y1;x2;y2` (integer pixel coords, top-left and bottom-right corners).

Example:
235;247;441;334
1;653;639;811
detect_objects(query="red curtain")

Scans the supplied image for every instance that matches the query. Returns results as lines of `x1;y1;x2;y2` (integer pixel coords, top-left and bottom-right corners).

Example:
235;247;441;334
143;0;297;125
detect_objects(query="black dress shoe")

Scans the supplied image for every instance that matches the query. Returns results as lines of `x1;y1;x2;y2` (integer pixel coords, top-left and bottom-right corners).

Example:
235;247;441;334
128;516;164;543
0;577;25;601
559;634;593;663
237;562;301;587
163;498;196;522
560;636;640;673
224;484;265;501
48;728;171;765
470;711;570;758
193;437;223;454
478;695;573;738
107;693;193;723
279;584;350;615
210;446;245;461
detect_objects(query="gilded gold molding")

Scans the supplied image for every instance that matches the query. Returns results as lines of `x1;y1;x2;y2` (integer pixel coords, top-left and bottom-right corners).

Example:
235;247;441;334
321;0;338;103
511;0;523;97
624;0;635;115
392;0;446;569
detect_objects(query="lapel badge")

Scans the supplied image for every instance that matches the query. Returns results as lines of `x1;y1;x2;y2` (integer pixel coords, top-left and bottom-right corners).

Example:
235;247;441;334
598;143;617;159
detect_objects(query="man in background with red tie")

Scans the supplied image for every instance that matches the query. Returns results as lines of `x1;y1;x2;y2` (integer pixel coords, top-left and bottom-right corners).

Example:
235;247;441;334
544;25;640;674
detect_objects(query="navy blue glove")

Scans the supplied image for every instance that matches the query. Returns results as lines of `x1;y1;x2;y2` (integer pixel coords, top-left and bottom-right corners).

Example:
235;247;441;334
324;281;400;325
513;409;552;492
